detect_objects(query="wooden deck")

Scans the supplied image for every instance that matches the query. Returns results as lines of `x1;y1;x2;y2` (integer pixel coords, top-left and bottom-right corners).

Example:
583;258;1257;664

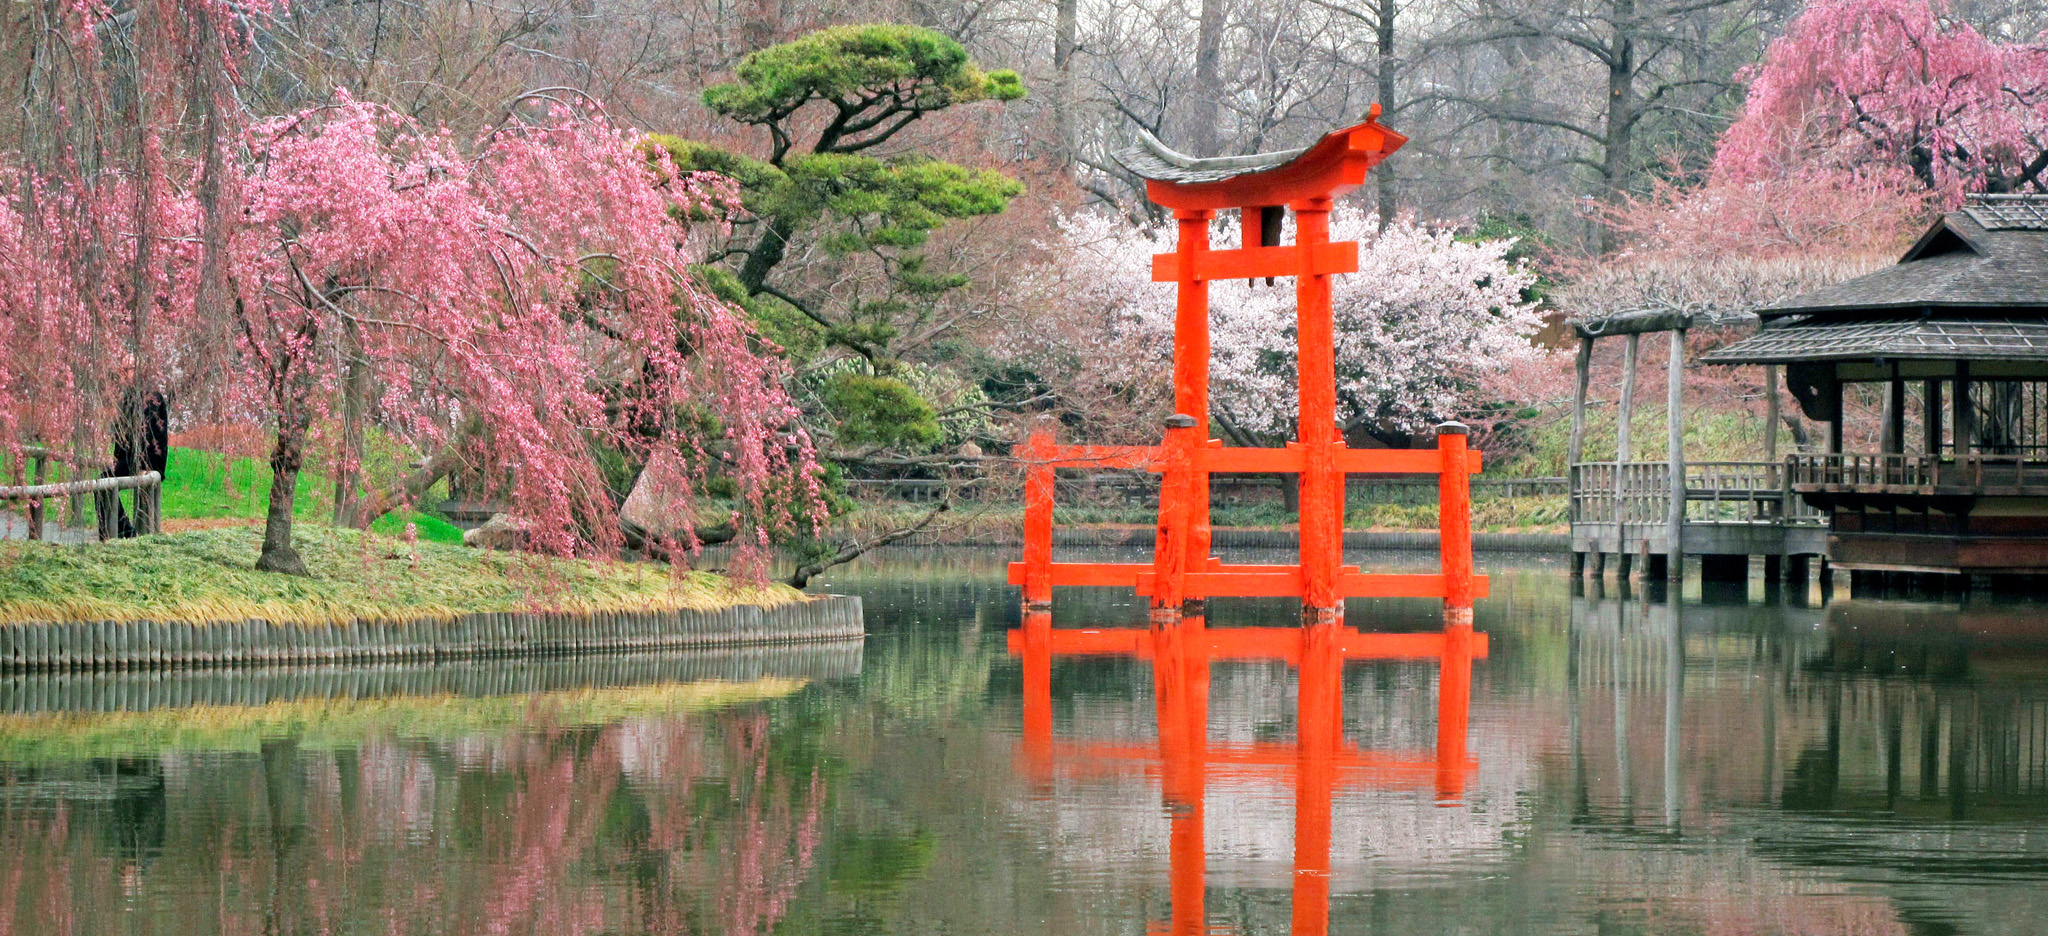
1569;460;1829;568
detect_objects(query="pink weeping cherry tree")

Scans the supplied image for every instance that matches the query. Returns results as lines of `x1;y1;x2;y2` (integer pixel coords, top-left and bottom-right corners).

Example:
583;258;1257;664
1713;0;2048;201
221;97;819;574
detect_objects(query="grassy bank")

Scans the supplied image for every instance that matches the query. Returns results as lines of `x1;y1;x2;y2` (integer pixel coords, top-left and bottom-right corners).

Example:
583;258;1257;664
0;677;807;762
0;526;801;626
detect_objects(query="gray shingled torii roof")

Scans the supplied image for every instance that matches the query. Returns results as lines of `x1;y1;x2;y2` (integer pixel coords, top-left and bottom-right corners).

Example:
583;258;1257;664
1113;127;1311;184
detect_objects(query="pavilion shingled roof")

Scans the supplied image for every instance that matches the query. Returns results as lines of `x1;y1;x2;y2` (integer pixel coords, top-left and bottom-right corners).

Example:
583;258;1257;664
1751;196;2048;318
1699;315;2048;364
1702;195;2048;365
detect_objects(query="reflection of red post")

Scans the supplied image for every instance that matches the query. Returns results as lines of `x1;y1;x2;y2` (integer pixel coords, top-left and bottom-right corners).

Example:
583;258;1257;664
1153;615;1209;936
1023;432;1056;606
1023;609;1054;785
1291;619;1342;936
1295;199;1340;611
1435;619;1474;803
1437;424;1474;625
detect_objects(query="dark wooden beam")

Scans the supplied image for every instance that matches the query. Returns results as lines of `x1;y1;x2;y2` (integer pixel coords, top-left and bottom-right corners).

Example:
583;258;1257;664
1571;309;1696;339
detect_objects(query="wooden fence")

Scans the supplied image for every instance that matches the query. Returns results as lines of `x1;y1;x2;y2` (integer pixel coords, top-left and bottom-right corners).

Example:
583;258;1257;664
0;594;865;672
1569;460;1824;528
0;457;161;541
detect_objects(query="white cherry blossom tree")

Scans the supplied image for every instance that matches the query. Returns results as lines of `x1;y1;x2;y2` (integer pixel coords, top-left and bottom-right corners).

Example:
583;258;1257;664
1022;209;1544;447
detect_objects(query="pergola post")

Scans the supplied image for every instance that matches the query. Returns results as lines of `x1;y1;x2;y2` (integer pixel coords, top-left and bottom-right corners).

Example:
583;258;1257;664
1568;337;1593;577
1666;328;1686;581
1615;334;1639;578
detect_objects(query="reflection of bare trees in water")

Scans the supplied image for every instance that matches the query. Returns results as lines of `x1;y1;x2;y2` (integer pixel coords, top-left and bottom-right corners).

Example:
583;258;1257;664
0;709;824;935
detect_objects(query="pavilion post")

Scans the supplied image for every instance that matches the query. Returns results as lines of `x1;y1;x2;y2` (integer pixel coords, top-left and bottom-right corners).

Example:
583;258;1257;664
1884;364;1906;456
1666;328;1686;581
1924;379;1943;455
1764;365;1780;463
1954;361;1973;456
1827;380;1845;455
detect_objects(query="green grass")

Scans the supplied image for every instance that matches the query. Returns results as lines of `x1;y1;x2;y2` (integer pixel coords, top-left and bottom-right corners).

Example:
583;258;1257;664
0;525;801;626
159;447;464;544
5;446;464;544
0;677;810;762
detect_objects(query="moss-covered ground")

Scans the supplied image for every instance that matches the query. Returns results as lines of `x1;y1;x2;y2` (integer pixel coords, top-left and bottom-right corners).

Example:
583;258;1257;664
0;525;801;626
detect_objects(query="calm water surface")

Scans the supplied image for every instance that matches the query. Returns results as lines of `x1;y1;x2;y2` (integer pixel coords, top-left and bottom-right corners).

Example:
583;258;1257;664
3;549;2047;934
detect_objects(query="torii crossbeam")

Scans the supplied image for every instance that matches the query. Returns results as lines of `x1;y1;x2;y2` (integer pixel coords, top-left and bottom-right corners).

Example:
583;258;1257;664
1012;107;1485;620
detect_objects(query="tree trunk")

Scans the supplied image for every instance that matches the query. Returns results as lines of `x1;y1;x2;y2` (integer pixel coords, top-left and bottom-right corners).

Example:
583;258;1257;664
785;501;948;588
1375;0;1398;228
1598;0;1636;252
1053;0;1079;167
1191;0;1227;155
333;320;368;526
257;420;310;576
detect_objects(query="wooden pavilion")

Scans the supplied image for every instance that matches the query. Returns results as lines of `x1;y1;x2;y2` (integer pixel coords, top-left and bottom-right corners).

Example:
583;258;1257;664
1702;193;2048;582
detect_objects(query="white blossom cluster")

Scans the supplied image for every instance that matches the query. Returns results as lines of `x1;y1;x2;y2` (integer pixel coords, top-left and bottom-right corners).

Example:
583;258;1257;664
1041;210;1544;442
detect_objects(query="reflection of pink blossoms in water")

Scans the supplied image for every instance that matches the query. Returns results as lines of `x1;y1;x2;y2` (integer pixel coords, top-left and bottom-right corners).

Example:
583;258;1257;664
0;709;827;936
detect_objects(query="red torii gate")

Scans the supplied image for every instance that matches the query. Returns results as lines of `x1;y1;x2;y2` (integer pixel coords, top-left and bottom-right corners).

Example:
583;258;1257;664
1011;107;1485;619
1012;610;1487;935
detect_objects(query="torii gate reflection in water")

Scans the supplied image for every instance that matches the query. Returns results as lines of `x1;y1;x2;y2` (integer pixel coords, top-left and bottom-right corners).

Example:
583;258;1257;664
1010;106;1485;624
1011;610;1486;935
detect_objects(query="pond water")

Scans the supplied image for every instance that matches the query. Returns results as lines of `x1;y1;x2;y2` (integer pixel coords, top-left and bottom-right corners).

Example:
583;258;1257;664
3;548;2047;935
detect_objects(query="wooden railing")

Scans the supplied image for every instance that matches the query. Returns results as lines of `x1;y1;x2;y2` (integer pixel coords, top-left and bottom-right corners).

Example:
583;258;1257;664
1570;461;1823;527
1786;453;2048;495
1683;461;1824;525
1568;462;1670;526
0;471;161;541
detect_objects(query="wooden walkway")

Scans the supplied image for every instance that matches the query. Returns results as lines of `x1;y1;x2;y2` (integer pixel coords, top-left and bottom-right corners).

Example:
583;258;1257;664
1569;460;1829;578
